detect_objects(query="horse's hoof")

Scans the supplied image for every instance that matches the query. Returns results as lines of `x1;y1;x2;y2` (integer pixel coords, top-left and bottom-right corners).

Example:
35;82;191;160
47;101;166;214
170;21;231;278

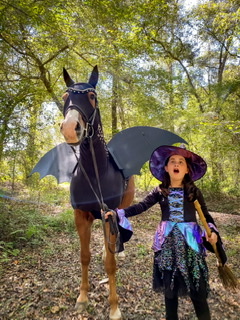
75;300;88;313
117;251;125;260
110;307;122;320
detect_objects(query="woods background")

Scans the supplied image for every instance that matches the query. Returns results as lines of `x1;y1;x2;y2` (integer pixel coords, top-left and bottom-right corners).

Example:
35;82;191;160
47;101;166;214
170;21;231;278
0;1;240;319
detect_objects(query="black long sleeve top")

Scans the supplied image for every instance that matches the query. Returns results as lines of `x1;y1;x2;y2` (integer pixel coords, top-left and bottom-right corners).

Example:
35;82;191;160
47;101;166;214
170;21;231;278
123;186;216;225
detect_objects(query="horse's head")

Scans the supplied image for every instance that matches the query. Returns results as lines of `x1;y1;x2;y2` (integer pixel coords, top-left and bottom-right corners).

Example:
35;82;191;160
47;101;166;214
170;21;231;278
60;65;99;146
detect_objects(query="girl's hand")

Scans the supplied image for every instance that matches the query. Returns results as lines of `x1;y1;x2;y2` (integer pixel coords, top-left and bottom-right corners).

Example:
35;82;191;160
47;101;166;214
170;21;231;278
103;208;125;220
206;232;218;245
104;211;114;219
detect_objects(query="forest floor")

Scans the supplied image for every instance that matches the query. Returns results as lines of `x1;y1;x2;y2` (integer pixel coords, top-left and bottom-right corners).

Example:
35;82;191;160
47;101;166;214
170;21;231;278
0;191;240;320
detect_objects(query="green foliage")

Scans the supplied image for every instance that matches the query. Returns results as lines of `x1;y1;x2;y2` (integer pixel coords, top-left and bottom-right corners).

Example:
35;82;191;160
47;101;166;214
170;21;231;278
47;209;75;233
0;182;77;268
136;243;149;257
0;241;20;263
0;196;75;251
135;163;159;191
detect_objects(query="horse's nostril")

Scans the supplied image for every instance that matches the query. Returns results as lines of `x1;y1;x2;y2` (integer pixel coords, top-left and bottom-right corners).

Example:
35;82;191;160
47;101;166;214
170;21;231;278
75;122;80;132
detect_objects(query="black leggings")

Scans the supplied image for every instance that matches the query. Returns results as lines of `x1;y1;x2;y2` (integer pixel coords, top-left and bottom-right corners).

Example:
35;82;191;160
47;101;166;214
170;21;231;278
165;293;211;320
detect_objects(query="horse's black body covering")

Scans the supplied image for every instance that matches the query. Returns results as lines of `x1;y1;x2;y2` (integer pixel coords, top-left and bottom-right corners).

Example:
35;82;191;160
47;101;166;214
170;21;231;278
71;151;124;213
31;65;187;215
69;109;126;213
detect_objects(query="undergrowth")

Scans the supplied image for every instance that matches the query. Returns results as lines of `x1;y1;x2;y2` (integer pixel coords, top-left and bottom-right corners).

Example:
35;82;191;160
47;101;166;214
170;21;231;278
0;196;75;263
0;181;239;265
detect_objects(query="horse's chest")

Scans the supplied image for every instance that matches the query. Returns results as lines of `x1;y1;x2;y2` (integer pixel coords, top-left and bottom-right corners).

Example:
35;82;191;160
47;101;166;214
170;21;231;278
70;163;125;211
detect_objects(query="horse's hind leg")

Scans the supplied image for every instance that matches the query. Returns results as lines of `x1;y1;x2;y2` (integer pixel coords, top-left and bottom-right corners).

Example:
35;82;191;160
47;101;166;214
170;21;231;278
104;220;122;320
74;209;94;312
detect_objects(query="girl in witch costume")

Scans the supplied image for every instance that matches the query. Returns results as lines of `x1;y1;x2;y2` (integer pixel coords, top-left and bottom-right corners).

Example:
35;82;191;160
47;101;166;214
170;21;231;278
106;145;226;320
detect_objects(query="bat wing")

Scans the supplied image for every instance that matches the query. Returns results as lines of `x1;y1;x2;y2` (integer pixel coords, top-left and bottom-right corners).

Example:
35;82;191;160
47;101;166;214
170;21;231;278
107;126;187;179
30;143;77;183
30;127;187;183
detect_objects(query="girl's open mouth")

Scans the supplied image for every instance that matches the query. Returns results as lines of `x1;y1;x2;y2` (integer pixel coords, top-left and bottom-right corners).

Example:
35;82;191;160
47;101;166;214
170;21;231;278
174;168;179;173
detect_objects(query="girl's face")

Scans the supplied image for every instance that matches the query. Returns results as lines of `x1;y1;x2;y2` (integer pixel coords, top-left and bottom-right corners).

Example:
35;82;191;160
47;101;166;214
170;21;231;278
165;154;189;186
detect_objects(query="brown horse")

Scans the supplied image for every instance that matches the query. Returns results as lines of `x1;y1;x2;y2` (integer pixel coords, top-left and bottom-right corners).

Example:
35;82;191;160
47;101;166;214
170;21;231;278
60;65;134;320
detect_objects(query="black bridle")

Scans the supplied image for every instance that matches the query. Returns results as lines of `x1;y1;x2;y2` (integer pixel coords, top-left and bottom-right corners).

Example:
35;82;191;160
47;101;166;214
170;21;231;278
63;85;98;143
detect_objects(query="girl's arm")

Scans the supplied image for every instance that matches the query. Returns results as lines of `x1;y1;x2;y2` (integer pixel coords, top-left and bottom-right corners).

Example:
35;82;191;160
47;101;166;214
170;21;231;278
196;188;218;245
105;186;161;219
123;186;161;218
104;187;160;222
196;189;227;264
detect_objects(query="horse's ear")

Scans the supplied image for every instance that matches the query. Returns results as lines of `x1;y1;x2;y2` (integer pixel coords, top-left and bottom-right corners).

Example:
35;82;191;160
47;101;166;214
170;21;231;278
63;68;75;87
88;65;98;88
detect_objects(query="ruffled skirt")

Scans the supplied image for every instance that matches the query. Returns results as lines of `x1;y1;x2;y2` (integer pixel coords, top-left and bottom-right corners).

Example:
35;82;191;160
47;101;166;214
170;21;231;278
153;225;209;299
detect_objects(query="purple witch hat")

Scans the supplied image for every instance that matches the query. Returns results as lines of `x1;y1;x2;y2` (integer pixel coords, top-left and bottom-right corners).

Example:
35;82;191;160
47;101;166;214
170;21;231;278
149;145;207;181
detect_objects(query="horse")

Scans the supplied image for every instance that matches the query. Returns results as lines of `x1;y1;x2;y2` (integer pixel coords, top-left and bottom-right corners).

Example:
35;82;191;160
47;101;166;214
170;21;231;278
60;65;135;320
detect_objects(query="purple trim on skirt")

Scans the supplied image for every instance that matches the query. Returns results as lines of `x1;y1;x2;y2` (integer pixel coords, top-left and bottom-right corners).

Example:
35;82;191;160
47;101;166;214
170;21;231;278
152;221;205;254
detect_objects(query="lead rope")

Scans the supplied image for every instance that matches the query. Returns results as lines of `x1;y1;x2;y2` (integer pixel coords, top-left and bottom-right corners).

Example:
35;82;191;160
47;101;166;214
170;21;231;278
89;137;121;254
71;130;120;253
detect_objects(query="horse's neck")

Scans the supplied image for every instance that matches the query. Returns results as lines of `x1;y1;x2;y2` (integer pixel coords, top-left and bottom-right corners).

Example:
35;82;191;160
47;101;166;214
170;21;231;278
80;123;109;172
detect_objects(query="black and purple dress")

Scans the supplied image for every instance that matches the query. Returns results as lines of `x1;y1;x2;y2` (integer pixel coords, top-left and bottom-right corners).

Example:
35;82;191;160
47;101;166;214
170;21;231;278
118;186;219;299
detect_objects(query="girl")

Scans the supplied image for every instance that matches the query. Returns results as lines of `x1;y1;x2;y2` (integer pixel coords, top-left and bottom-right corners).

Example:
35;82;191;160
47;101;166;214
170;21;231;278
106;145;224;320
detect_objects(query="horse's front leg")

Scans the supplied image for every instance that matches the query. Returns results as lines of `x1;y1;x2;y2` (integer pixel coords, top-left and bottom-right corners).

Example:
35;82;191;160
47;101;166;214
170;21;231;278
74;209;94;312
104;220;122;320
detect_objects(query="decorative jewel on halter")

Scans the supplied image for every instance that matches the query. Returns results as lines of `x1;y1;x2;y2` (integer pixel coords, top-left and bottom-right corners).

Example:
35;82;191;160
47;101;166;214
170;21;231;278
67;87;97;94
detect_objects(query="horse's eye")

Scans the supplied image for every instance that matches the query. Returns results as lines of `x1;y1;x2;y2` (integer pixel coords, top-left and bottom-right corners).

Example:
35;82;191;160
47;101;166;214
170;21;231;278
62;92;69;101
90;94;95;100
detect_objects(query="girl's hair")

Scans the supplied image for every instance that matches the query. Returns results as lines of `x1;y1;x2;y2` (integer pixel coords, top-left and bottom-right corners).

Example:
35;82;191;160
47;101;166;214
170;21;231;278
159;157;197;201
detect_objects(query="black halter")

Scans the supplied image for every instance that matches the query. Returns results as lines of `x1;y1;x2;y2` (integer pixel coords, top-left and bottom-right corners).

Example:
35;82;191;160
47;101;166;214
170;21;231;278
63;83;98;142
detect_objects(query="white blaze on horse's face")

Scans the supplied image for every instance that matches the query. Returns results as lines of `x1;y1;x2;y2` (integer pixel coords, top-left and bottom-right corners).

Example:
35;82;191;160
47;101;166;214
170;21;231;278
60;109;85;144
60;91;97;145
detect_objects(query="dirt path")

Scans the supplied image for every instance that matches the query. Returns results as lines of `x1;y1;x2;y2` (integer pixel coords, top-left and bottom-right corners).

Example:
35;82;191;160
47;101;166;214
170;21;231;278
0;209;239;320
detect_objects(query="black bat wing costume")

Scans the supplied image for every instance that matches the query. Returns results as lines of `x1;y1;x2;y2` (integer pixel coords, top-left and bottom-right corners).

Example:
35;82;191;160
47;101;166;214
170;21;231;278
30;126;187;210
